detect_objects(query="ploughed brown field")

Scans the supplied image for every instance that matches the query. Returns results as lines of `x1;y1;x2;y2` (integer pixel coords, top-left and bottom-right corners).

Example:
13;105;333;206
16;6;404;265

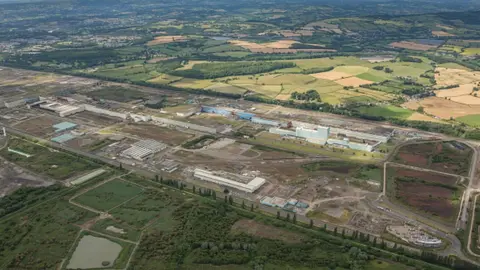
395;181;456;218
396;167;459;186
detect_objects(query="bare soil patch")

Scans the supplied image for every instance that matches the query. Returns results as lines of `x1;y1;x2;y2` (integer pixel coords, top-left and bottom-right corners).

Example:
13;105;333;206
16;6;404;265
396;167;458;186
432;31;455;37
121;123;193;145
395;181;455;218
13;115;60;137
147;35;188;46
390;41;438;51
397;153;429;166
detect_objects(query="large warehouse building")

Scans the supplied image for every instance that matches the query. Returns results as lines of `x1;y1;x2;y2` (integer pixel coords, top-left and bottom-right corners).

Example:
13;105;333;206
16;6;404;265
193;168;266;193
121;139;167;161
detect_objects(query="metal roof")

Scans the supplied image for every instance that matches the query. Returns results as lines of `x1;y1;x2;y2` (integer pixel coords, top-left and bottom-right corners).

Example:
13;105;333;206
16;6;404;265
51;133;76;143
53;122;77;132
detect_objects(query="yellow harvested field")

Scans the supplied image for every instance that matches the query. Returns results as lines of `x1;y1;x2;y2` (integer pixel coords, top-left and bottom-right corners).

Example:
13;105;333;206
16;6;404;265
437;24;453;30
276;94;291;100
408;112;443;123
333;66;369;75
435;67;480;86
434;84;475;97
432;31;455;37
335;77;373;87
311;71;352;80
450;95;480;105
230;39;297;49
148;73;182;84
390;41;437;51
229;40;335;53
147;35;188;46
403;97;480;119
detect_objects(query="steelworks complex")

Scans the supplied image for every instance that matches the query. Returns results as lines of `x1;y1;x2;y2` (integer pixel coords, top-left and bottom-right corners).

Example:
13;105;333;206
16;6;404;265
3;96;394;194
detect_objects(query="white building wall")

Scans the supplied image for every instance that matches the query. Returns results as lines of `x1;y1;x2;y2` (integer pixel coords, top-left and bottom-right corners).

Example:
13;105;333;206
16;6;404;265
59;106;85;117
193;169;265;193
330;127;389;143
269;128;296;137
5;99;26;108
84;104;128;119
151;116;217;134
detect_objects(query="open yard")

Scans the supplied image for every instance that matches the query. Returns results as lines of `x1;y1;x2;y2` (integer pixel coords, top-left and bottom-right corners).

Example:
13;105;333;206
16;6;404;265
121;123;194;145
13;115;60;137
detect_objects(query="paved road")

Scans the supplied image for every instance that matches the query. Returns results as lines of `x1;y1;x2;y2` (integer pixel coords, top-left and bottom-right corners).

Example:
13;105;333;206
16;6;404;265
459;143;479;230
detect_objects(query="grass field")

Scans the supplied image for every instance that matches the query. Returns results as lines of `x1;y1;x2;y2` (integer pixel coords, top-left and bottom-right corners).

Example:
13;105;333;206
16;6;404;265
462;48;480;56
91;218;142;242
0;137;100;180
356;105;413;119
73;179;144;211
109;190;173;228
456;114;480;127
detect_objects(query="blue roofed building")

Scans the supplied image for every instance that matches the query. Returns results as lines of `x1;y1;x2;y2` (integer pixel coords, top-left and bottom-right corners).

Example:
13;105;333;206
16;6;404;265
51;133;76;143
53;122;77;133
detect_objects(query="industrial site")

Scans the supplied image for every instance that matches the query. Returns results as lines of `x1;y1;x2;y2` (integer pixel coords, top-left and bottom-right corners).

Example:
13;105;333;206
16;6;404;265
0;66;479;260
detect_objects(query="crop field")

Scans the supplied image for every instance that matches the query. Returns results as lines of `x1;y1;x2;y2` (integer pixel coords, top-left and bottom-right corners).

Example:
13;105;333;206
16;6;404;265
147;35;189;46
404;96;480;119
435;67;480;86
0;137;100;180
456;114;480;127
390;41;438;51
387;166;462;221
394;141;473;176
73;179;144;211
355;105;413;119
120;123;194;145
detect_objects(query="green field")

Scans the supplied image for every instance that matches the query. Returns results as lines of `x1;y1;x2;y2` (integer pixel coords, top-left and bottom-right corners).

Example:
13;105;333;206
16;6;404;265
73;179;144;211
356;105;413;119
456;114;480;127
0;138;100;180
109;190;175;228
91;218;142;242
87;86;147;102
0;199;97;269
